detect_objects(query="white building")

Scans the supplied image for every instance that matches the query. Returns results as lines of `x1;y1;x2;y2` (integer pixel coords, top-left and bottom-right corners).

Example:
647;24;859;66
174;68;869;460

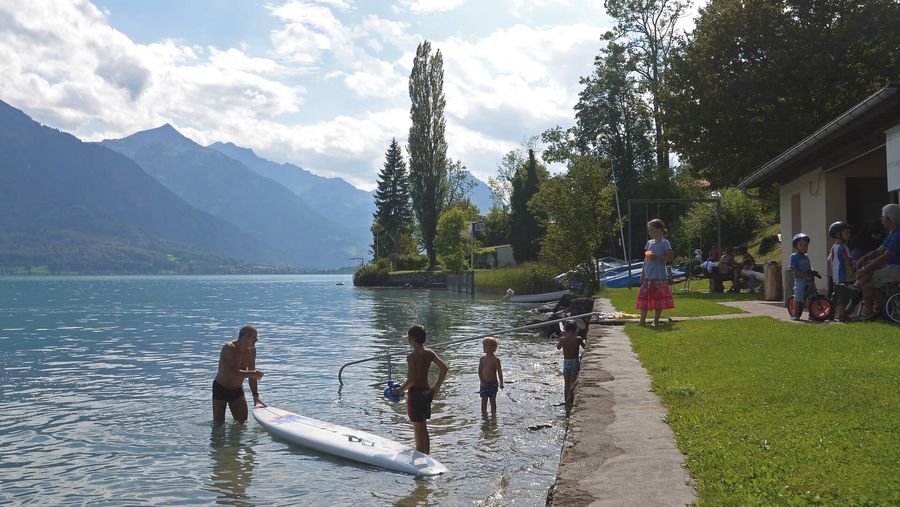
738;82;900;297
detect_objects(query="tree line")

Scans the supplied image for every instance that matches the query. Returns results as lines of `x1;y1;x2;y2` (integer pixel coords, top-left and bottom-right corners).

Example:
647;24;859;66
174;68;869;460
370;1;899;290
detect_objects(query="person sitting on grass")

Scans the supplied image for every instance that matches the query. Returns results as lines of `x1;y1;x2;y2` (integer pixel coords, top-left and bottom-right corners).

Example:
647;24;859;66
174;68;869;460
854;204;900;320
789;233;819;321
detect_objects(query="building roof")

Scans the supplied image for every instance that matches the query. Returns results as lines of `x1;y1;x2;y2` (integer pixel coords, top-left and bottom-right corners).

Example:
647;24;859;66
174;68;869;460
738;82;900;189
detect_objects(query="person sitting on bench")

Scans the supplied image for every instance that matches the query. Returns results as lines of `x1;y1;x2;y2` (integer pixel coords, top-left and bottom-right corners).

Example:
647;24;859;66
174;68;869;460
730;246;764;293
715;247;734;292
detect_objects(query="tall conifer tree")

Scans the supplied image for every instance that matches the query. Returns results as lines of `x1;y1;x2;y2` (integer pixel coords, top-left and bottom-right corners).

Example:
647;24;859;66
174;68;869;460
372;138;412;259
407;40;448;268
509;149;543;263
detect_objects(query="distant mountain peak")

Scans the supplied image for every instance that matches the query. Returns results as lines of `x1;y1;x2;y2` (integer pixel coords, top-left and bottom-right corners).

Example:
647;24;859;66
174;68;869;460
102;122;198;157
144;122;187;139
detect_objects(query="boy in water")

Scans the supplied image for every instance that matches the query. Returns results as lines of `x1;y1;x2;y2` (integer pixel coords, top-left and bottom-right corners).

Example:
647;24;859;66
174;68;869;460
556;321;585;405
212;325;266;423
391;325;449;455
478;337;504;414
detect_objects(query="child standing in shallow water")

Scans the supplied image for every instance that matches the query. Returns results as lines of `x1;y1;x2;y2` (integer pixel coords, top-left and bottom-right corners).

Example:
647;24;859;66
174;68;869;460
556;321;585;405
636;219;675;325
478;337;503;414
390;325;449;455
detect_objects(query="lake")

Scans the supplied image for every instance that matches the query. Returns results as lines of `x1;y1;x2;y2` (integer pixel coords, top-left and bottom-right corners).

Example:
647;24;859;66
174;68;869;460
0;275;569;506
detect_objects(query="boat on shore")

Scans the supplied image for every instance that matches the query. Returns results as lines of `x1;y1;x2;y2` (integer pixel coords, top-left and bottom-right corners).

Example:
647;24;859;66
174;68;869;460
504;289;570;303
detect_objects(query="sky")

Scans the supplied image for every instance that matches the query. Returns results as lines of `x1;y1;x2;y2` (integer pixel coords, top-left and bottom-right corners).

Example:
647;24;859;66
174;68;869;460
0;0;701;190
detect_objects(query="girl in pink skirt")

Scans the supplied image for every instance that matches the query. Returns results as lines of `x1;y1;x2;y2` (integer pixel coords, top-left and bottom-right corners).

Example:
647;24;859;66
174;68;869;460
636;219;674;325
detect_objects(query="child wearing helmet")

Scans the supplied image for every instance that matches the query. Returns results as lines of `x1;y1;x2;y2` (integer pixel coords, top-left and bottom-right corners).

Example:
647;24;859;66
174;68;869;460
789;233;818;321
827;221;856;321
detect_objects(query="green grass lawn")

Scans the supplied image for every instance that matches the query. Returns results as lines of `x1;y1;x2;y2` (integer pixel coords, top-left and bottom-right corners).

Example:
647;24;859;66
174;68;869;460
627;318;900;506
603;282;761;317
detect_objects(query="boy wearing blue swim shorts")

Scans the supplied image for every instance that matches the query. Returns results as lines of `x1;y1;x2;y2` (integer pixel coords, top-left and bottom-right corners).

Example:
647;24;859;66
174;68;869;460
478;336;504;414
556;321;585;406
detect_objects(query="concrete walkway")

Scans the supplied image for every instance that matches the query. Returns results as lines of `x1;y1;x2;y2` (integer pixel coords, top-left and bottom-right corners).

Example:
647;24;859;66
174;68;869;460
549;299;697;506
721;300;793;321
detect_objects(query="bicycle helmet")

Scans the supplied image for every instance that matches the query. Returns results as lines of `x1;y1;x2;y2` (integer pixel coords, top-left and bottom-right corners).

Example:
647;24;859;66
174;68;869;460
792;233;810;248
828;221;850;239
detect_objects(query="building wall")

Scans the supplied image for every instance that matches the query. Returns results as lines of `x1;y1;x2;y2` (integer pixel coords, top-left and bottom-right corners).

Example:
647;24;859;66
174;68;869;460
887;124;900;191
780;170;829;282
474;244;516;269
495;245;515;268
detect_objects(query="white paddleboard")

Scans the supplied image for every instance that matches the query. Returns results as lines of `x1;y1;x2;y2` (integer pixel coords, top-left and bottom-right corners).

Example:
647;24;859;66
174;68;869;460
253;406;448;477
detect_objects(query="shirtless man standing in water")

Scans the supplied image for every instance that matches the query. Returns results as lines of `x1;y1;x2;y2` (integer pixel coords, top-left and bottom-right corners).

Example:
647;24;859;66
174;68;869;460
213;325;266;423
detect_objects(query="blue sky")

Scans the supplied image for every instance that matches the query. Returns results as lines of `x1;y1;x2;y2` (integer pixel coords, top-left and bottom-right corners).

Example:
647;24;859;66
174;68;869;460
0;0;700;189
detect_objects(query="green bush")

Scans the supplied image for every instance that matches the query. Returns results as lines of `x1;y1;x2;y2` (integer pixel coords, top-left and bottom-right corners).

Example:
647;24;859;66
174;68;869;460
436;208;471;273
674;187;774;252
353;261;389;286
392;254;428;271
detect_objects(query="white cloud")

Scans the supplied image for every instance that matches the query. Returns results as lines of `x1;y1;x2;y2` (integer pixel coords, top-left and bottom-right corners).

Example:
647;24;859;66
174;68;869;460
0;0;616;191
267;1;352;65
0;0;301;140
439;23;604;137
393;0;467;14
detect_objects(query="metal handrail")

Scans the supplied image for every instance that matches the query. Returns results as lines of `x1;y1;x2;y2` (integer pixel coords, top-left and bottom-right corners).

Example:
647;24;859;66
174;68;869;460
337;311;600;384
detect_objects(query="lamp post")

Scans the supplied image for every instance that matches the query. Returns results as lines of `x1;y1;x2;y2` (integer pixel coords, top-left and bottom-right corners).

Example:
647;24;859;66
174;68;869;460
711;191;723;255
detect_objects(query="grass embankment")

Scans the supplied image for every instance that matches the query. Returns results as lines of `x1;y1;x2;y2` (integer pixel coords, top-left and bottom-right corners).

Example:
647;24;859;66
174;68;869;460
744;222;782;264
603;282;760;317
474;262;559;294
627;318;900;506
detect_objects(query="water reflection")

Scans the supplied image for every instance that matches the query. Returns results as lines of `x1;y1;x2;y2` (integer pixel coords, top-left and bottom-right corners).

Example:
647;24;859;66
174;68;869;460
481;412;499;442
393;477;437;507
209;422;257;507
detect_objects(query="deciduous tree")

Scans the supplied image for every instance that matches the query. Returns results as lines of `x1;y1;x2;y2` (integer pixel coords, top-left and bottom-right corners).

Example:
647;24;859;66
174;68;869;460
606;0;689;178
408;40;449;268
435;207;471;272
530;156;619;292
664;0;900;187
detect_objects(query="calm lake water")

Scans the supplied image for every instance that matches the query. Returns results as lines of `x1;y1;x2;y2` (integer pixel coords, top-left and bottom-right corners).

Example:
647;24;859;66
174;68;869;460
0;275;569;506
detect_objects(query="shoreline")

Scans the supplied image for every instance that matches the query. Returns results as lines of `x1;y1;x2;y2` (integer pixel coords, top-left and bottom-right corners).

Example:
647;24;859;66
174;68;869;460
547;298;696;506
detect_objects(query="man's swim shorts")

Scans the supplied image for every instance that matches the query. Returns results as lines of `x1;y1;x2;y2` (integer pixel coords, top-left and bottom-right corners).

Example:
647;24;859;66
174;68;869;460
212;380;245;402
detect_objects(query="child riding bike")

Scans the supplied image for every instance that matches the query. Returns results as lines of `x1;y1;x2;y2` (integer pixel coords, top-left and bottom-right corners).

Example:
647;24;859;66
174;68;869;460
788;233;829;321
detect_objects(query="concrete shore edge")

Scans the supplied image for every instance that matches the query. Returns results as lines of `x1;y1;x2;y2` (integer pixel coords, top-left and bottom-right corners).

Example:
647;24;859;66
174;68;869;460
547;298;697;506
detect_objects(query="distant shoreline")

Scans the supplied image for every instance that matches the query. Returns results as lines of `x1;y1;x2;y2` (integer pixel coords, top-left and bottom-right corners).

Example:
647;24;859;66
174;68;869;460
0;271;355;278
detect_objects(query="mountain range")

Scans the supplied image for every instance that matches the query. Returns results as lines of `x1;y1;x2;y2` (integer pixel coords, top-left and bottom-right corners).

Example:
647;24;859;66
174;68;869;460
0;101;277;274
0;99;496;273
100;126;366;268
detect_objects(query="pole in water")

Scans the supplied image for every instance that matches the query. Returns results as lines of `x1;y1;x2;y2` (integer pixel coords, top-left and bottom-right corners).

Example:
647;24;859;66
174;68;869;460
338;310;600;384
